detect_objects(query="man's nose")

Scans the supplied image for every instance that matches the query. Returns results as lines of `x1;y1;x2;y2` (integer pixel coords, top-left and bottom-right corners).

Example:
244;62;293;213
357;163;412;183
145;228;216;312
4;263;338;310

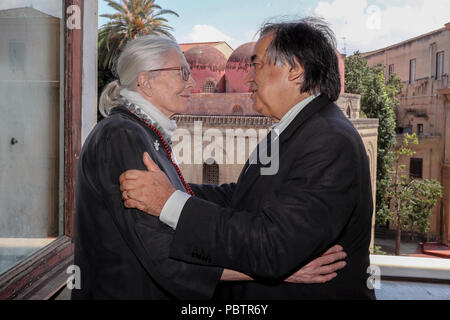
244;69;254;86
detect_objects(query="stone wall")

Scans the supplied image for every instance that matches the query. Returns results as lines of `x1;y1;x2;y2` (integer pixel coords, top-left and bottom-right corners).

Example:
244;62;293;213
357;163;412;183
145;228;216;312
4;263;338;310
363;23;450;242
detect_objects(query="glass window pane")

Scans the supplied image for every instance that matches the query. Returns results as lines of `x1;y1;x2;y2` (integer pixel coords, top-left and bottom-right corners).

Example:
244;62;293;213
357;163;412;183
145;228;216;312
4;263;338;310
409;59;416;84
0;1;62;275
436;52;444;80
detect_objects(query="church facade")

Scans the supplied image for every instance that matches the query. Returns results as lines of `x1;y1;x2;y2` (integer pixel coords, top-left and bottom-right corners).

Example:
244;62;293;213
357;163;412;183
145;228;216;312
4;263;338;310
174;41;379;249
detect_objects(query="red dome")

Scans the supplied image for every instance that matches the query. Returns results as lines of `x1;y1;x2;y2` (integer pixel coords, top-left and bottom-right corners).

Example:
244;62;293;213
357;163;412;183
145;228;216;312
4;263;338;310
225;42;256;93
184;46;227;93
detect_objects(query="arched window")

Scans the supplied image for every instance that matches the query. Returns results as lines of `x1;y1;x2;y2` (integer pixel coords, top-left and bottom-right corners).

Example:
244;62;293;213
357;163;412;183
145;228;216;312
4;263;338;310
202;80;216;93
232;104;243;114
203;160;219;184
346;106;351;118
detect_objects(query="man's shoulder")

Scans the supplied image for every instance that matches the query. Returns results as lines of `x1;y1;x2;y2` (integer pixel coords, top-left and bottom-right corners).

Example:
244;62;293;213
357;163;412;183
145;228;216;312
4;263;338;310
310;101;360;139
287;100;365;159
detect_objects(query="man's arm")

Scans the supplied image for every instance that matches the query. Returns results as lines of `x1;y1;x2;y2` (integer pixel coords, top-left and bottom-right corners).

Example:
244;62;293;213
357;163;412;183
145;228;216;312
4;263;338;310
121;131;357;281
169;132;357;280
121;153;349;284
189;183;236;207
221;244;347;283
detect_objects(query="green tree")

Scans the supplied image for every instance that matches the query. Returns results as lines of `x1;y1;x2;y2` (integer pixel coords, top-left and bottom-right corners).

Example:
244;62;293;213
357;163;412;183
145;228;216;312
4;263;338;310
97;0;179;121
406;179;443;239
345;52;400;226
388;133;443;255
99;0;179;71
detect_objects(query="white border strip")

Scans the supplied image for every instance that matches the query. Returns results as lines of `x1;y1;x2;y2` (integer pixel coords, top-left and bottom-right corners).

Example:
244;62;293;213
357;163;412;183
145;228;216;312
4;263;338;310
370;255;450;281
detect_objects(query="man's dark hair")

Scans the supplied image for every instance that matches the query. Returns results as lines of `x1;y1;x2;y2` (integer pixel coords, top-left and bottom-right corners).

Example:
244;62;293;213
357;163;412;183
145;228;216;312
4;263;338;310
259;17;341;101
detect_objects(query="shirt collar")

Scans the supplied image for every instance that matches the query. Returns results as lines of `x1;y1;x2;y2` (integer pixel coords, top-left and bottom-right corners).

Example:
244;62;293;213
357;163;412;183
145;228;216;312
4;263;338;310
271;93;321;137
120;89;177;144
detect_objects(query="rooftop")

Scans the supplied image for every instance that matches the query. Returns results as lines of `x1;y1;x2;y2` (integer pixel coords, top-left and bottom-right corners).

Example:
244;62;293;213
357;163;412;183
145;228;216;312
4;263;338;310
0;7;58;19
180;41;234;53
361;23;449;58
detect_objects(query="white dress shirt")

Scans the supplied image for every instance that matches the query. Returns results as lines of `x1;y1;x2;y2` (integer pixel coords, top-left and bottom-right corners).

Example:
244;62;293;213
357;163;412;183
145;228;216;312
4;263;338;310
160;93;321;229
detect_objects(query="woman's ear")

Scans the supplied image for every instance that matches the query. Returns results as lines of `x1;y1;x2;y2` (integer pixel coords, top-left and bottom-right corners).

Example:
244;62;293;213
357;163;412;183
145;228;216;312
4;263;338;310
137;72;153;96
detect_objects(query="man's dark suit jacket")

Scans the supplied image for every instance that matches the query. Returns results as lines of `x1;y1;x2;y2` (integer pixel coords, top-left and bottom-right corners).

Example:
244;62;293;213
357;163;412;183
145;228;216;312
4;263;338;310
72;106;222;300
169;95;376;299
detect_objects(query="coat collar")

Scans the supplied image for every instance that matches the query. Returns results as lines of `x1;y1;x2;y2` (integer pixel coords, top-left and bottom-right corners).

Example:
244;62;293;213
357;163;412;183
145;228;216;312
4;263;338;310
278;94;330;144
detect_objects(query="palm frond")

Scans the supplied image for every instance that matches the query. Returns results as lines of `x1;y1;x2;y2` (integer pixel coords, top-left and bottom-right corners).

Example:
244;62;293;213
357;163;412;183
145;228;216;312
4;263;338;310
98;0;179;73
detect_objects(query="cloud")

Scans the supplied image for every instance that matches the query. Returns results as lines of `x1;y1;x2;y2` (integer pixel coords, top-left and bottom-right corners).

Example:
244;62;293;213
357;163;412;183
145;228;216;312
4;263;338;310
183;24;241;49
313;0;450;54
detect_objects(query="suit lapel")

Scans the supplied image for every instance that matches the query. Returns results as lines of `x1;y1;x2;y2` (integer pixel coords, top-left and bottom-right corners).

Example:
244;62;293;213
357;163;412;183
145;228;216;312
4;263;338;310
236;159;251;186
232;94;331;205
232;149;264;205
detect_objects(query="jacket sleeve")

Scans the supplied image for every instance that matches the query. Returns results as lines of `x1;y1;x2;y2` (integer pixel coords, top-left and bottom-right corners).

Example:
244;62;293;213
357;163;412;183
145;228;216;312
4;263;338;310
169;131;359;281
97;127;222;299
189;183;236;207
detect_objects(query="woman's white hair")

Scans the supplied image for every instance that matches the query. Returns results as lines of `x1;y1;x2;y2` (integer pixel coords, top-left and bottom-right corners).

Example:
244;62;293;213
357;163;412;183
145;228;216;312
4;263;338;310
99;35;182;117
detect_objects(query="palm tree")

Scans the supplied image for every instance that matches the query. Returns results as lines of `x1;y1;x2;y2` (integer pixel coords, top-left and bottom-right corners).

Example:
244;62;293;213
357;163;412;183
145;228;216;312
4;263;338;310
98;0;179;71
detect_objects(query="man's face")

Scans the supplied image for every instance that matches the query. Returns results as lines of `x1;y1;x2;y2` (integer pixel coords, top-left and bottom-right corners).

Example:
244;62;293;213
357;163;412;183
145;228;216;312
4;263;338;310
244;34;291;121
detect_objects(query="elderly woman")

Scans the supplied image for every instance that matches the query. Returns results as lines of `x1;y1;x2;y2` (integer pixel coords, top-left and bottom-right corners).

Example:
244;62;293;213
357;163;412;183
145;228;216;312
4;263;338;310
72;35;345;300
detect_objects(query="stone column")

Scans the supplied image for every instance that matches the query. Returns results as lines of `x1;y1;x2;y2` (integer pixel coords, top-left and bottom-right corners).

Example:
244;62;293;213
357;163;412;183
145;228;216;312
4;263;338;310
438;88;450;244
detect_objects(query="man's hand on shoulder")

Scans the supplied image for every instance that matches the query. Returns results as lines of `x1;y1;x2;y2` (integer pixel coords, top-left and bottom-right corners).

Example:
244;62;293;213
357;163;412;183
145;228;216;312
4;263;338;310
119;152;175;217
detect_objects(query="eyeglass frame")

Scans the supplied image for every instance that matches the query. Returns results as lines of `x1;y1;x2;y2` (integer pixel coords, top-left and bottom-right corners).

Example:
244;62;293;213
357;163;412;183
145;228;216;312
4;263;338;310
147;65;191;82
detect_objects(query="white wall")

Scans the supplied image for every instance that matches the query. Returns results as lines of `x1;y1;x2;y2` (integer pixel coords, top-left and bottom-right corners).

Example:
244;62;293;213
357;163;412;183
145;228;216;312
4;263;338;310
82;0;98;143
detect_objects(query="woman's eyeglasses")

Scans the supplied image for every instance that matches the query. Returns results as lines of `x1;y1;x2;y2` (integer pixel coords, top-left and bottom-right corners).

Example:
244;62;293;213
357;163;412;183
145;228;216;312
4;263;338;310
148;65;191;82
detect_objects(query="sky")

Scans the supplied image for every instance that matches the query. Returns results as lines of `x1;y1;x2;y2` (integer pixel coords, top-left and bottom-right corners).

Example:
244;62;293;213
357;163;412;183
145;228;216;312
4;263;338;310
0;1;447;54
98;0;450;54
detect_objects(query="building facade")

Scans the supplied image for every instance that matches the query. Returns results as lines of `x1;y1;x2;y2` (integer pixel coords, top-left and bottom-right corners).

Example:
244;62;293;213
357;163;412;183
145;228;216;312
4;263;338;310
362;23;450;244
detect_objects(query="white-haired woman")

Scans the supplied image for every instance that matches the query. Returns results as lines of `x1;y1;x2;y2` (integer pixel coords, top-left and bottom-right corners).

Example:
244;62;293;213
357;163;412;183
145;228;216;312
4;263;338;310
72;35;223;300
72;35;346;300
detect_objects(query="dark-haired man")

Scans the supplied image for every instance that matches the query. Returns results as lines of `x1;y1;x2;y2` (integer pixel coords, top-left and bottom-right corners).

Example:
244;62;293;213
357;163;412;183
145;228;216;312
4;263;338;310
120;17;376;300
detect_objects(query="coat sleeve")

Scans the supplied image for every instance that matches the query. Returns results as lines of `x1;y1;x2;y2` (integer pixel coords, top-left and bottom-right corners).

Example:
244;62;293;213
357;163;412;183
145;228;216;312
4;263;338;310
97;127;222;299
189;183;236;207
169;131;359;281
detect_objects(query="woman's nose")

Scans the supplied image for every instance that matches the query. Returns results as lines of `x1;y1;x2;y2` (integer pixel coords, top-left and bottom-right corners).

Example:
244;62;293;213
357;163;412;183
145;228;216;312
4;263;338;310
187;75;196;89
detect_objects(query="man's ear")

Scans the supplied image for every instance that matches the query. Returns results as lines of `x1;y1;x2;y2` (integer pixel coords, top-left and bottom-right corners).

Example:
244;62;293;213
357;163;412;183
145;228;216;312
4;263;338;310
288;59;304;82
